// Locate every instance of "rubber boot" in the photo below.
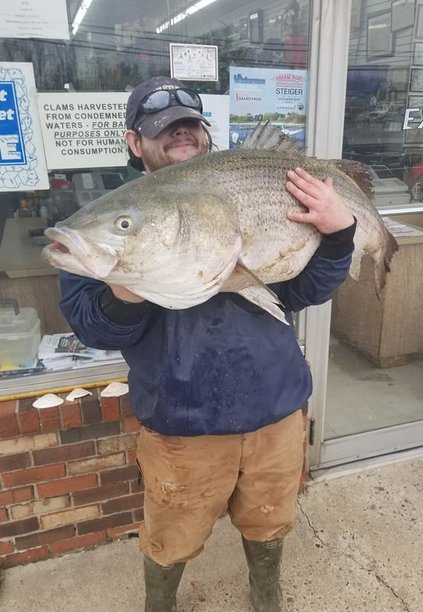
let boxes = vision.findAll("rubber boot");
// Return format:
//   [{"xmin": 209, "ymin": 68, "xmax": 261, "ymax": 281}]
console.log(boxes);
[
  {"xmin": 242, "ymin": 536, "xmax": 287, "ymax": 612},
  {"xmin": 143, "ymin": 555, "xmax": 186, "ymax": 612}
]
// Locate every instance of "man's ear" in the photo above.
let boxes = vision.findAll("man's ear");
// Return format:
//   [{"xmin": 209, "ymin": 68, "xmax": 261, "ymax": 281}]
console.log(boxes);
[{"xmin": 125, "ymin": 130, "xmax": 143, "ymax": 158}]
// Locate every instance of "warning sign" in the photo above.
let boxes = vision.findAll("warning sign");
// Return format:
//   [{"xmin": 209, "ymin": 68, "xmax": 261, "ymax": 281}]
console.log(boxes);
[{"xmin": 37, "ymin": 92, "xmax": 130, "ymax": 170}]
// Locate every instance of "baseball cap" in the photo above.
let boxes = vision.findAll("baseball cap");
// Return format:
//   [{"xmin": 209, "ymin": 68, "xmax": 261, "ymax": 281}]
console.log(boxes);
[{"xmin": 125, "ymin": 75, "xmax": 211, "ymax": 138}]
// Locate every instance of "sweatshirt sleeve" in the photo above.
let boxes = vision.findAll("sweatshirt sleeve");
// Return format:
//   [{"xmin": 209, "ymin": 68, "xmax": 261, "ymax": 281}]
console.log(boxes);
[
  {"xmin": 59, "ymin": 272, "xmax": 150, "ymax": 351},
  {"xmin": 274, "ymin": 219, "xmax": 356, "ymax": 312}
]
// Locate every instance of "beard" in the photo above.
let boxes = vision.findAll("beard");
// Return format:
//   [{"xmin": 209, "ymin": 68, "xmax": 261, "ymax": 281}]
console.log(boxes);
[{"xmin": 141, "ymin": 133, "xmax": 209, "ymax": 172}]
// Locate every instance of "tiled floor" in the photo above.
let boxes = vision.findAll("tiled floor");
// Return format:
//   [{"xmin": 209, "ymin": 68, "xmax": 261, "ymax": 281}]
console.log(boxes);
[{"xmin": 325, "ymin": 335, "xmax": 423, "ymax": 439}]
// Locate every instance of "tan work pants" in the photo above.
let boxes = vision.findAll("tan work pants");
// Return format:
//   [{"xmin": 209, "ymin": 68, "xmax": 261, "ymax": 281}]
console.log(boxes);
[{"xmin": 136, "ymin": 409, "xmax": 305, "ymax": 567}]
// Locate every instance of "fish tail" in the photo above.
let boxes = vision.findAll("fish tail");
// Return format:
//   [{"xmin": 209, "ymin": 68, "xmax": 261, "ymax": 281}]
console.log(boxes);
[{"xmin": 374, "ymin": 230, "xmax": 399, "ymax": 298}]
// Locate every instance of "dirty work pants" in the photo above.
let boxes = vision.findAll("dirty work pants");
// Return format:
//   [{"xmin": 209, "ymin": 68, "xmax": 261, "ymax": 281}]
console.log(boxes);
[{"xmin": 136, "ymin": 409, "xmax": 305, "ymax": 567}]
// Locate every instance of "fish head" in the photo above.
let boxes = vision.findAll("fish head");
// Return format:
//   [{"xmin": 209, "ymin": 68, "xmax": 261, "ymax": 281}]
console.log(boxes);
[
  {"xmin": 43, "ymin": 196, "xmax": 143, "ymax": 283},
  {"xmin": 42, "ymin": 183, "xmax": 242, "ymax": 307}
]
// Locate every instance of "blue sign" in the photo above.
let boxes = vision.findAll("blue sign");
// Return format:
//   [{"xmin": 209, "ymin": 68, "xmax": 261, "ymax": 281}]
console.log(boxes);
[{"xmin": 0, "ymin": 82, "xmax": 26, "ymax": 166}]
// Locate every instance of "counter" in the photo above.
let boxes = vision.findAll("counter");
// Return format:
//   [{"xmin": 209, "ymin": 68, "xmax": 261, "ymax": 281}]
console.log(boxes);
[{"xmin": 331, "ymin": 219, "xmax": 423, "ymax": 367}]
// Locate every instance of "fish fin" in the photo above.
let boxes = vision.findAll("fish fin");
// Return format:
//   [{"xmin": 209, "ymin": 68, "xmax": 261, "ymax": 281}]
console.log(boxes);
[
  {"xmin": 328, "ymin": 159, "xmax": 374, "ymax": 200},
  {"xmin": 240, "ymin": 121, "xmax": 304, "ymax": 155},
  {"xmin": 373, "ymin": 230, "xmax": 399, "ymax": 298},
  {"xmin": 350, "ymin": 229, "xmax": 399, "ymax": 298},
  {"xmin": 222, "ymin": 261, "xmax": 289, "ymax": 325}
]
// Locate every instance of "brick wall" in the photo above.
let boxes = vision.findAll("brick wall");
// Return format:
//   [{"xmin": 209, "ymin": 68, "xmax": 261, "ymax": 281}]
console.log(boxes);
[{"xmin": 0, "ymin": 389, "xmax": 143, "ymax": 568}]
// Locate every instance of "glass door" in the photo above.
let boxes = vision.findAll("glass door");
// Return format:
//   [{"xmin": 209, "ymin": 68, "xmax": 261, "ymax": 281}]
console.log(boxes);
[{"xmin": 311, "ymin": 0, "xmax": 423, "ymax": 471}]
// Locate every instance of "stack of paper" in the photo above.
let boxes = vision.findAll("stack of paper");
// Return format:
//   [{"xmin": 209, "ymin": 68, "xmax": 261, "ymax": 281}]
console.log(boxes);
[{"xmin": 38, "ymin": 333, "xmax": 123, "ymax": 371}]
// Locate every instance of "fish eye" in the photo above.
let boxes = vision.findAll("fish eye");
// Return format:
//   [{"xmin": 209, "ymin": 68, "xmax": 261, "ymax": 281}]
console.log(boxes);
[{"xmin": 115, "ymin": 216, "xmax": 132, "ymax": 231}]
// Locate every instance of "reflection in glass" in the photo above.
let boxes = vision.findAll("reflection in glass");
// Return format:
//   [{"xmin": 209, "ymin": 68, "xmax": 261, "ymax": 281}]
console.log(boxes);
[
  {"xmin": 0, "ymin": 0, "xmax": 310, "ymax": 381},
  {"xmin": 326, "ymin": 0, "xmax": 423, "ymax": 440}
]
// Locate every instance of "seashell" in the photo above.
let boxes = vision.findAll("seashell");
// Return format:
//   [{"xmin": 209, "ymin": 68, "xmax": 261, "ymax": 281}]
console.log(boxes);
[
  {"xmin": 100, "ymin": 382, "xmax": 129, "ymax": 397},
  {"xmin": 33, "ymin": 393, "xmax": 64, "ymax": 408},
  {"xmin": 66, "ymin": 388, "xmax": 92, "ymax": 401}
]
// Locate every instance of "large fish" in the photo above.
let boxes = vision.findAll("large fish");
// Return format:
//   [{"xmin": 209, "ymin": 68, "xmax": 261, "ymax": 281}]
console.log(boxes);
[{"xmin": 42, "ymin": 124, "xmax": 398, "ymax": 325}]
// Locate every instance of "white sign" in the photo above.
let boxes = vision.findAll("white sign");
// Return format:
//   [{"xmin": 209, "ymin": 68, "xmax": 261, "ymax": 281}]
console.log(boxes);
[
  {"xmin": 201, "ymin": 94, "xmax": 229, "ymax": 151},
  {"xmin": 37, "ymin": 92, "xmax": 129, "ymax": 170},
  {"xmin": 170, "ymin": 43, "xmax": 218, "ymax": 81},
  {"xmin": 0, "ymin": 0, "xmax": 69, "ymax": 41},
  {"xmin": 0, "ymin": 63, "xmax": 49, "ymax": 192}
]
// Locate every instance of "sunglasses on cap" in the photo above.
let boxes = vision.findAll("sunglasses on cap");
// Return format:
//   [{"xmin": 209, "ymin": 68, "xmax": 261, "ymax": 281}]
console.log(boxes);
[{"xmin": 140, "ymin": 88, "xmax": 203, "ymax": 115}]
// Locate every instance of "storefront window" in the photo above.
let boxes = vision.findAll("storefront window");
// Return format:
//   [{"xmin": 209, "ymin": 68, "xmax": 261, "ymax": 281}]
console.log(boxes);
[
  {"xmin": 0, "ymin": 0, "xmax": 310, "ymax": 388},
  {"xmin": 326, "ymin": 0, "xmax": 423, "ymax": 440}
]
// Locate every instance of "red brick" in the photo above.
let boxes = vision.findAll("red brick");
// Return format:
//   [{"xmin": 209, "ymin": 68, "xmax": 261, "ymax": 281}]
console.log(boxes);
[
  {"xmin": 0, "ymin": 486, "xmax": 33, "ymax": 506},
  {"xmin": 133, "ymin": 508, "xmax": 144, "ymax": 522},
  {"xmin": 77, "ymin": 511, "xmax": 133, "ymax": 535},
  {"xmin": 100, "ymin": 464, "xmax": 139, "ymax": 485},
  {"xmin": 1, "ymin": 546, "xmax": 49, "ymax": 568},
  {"xmin": 3, "ymin": 463, "xmax": 65, "ymax": 487},
  {"xmin": 60, "ymin": 403, "xmax": 82, "ymax": 429},
  {"xmin": 130, "ymin": 477, "xmax": 144, "ymax": 493},
  {"xmin": 32, "ymin": 441, "xmax": 95, "ymax": 465},
  {"xmin": 100, "ymin": 397, "xmax": 120, "ymax": 422},
  {"xmin": 0, "ymin": 507, "xmax": 8, "ymax": 521},
  {"xmin": 72, "ymin": 481, "xmax": 130, "ymax": 506},
  {"xmin": 0, "ymin": 540, "xmax": 14, "ymax": 555},
  {"xmin": 0, "ymin": 452, "xmax": 31, "ymax": 472},
  {"xmin": 50, "ymin": 530, "xmax": 106, "ymax": 555},
  {"xmin": 122, "ymin": 416, "xmax": 140, "ymax": 433},
  {"xmin": 37, "ymin": 473, "xmax": 98, "ymax": 498},
  {"xmin": 18, "ymin": 410, "xmax": 40, "ymax": 434},
  {"xmin": 0, "ymin": 400, "xmax": 17, "ymax": 415},
  {"xmin": 102, "ymin": 493, "xmax": 143, "ymax": 515},
  {"xmin": 15, "ymin": 525, "xmax": 75, "ymax": 550},
  {"xmin": 119, "ymin": 395, "xmax": 133, "ymax": 418},
  {"xmin": 17, "ymin": 397, "xmax": 34, "ymax": 412},
  {"xmin": 0, "ymin": 516, "xmax": 39, "ymax": 538},
  {"xmin": 59, "ymin": 421, "xmax": 120, "ymax": 444},
  {"xmin": 0, "ymin": 401, "xmax": 18, "ymax": 438},
  {"xmin": 80, "ymin": 392, "xmax": 101, "ymax": 425},
  {"xmin": 127, "ymin": 449, "xmax": 137, "ymax": 464},
  {"xmin": 107, "ymin": 521, "xmax": 141, "ymax": 539},
  {"xmin": 39, "ymin": 407, "xmax": 61, "ymax": 432}
]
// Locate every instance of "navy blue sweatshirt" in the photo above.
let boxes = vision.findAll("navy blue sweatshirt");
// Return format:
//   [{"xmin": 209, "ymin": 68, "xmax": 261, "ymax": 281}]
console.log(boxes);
[{"xmin": 59, "ymin": 221, "xmax": 355, "ymax": 436}]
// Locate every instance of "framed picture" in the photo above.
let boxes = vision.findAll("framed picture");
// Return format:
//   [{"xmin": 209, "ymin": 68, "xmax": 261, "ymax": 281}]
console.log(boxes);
[
  {"xmin": 249, "ymin": 9, "xmax": 263, "ymax": 43},
  {"xmin": 413, "ymin": 41, "xmax": 423, "ymax": 65},
  {"xmin": 411, "ymin": 68, "xmax": 423, "ymax": 91},
  {"xmin": 366, "ymin": 12, "xmax": 393, "ymax": 59},
  {"xmin": 392, "ymin": 0, "xmax": 415, "ymax": 32}
]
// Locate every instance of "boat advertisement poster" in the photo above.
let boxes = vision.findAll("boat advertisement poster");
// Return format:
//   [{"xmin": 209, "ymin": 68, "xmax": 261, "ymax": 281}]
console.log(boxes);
[{"xmin": 229, "ymin": 66, "xmax": 307, "ymax": 148}]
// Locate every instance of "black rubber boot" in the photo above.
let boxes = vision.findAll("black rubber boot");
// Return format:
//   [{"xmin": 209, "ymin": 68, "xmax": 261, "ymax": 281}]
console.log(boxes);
[
  {"xmin": 143, "ymin": 556, "xmax": 186, "ymax": 612},
  {"xmin": 242, "ymin": 536, "xmax": 287, "ymax": 612}
]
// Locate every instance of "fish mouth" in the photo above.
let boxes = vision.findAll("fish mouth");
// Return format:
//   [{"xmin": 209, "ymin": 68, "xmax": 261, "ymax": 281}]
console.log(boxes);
[{"xmin": 43, "ymin": 226, "xmax": 119, "ymax": 279}]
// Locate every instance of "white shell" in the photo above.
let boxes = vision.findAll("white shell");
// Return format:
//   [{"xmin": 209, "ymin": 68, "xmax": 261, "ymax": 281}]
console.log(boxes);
[
  {"xmin": 66, "ymin": 388, "xmax": 92, "ymax": 401},
  {"xmin": 33, "ymin": 393, "xmax": 64, "ymax": 408},
  {"xmin": 100, "ymin": 382, "xmax": 129, "ymax": 397}
]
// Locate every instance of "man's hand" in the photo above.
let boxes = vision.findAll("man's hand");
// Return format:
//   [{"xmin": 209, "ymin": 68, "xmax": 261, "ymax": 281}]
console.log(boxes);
[
  {"xmin": 109, "ymin": 285, "xmax": 145, "ymax": 303},
  {"xmin": 286, "ymin": 167, "xmax": 354, "ymax": 234}
]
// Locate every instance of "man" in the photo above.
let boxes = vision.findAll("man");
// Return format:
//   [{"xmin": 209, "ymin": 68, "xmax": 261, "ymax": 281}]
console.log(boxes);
[{"xmin": 60, "ymin": 75, "xmax": 355, "ymax": 612}]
